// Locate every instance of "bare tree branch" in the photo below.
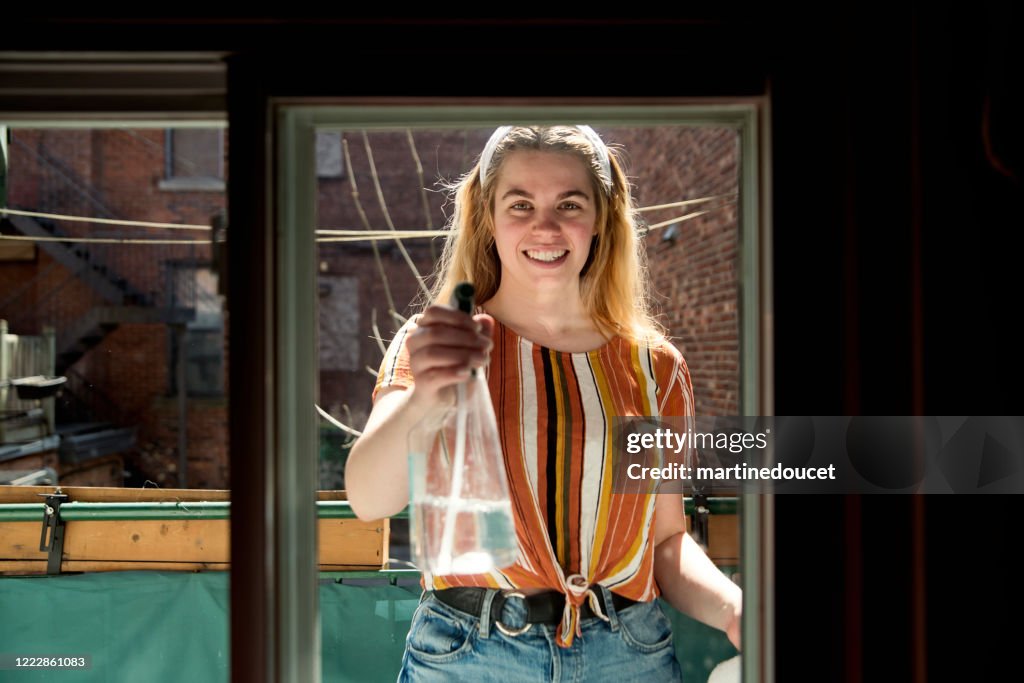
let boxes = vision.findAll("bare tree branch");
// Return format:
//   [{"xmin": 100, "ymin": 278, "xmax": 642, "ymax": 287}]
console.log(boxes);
[
  {"xmin": 406, "ymin": 129, "xmax": 438, "ymax": 262},
  {"xmin": 370, "ymin": 307, "xmax": 387, "ymax": 355},
  {"xmin": 315, "ymin": 403, "xmax": 363, "ymax": 437},
  {"xmin": 342, "ymin": 136, "xmax": 398, "ymax": 326},
  {"xmin": 339, "ymin": 404, "xmax": 359, "ymax": 447},
  {"xmin": 361, "ymin": 131, "xmax": 430, "ymax": 298}
]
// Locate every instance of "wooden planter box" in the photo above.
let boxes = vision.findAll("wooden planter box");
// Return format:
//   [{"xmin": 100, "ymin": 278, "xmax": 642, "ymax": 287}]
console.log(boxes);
[{"xmin": 0, "ymin": 486, "xmax": 388, "ymax": 575}]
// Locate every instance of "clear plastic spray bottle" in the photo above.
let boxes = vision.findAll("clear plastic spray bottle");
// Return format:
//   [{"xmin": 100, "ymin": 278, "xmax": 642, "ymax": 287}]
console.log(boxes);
[{"xmin": 407, "ymin": 283, "xmax": 518, "ymax": 575}]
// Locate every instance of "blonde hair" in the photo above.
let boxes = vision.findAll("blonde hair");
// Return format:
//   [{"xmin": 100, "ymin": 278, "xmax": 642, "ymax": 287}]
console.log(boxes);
[{"xmin": 428, "ymin": 126, "xmax": 664, "ymax": 343}]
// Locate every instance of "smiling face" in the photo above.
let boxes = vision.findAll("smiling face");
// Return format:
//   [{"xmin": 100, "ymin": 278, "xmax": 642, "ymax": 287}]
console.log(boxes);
[{"xmin": 490, "ymin": 150, "xmax": 599, "ymax": 298}]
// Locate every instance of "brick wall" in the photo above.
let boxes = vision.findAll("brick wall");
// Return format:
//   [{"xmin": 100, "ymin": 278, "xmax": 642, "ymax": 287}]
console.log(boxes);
[
  {"xmin": 2, "ymin": 128, "xmax": 227, "ymax": 488},
  {"xmin": 138, "ymin": 397, "xmax": 228, "ymax": 489},
  {"xmin": 597, "ymin": 127, "xmax": 740, "ymax": 416},
  {"xmin": 0, "ymin": 250, "xmax": 104, "ymax": 336},
  {"xmin": 6, "ymin": 128, "xmax": 220, "ymax": 305},
  {"xmin": 74, "ymin": 323, "xmax": 169, "ymax": 421}
]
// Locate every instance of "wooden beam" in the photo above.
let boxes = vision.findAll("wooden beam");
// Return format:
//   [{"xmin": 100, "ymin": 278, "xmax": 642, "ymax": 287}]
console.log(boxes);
[{"xmin": 0, "ymin": 516, "xmax": 385, "ymax": 570}]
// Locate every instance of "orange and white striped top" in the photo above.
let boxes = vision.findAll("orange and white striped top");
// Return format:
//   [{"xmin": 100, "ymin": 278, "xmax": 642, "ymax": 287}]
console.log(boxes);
[{"xmin": 373, "ymin": 315, "xmax": 695, "ymax": 646}]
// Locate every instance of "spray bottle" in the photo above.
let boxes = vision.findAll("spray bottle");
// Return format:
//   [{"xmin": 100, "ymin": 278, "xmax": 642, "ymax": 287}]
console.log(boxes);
[{"xmin": 407, "ymin": 283, "xmax": 518, "ymax": 575}]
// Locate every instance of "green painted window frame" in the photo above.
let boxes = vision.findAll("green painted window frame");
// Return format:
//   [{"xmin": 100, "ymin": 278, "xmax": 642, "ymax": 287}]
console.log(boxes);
[{"xmin": 274, "ymin": 100, "xmax": 774, "ymax": 683}]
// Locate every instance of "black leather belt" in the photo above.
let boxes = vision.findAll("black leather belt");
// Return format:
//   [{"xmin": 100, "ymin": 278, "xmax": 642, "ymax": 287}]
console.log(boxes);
[{"xmin": 432, "ymin": 587, "xmax": 639, "ymax": 636}]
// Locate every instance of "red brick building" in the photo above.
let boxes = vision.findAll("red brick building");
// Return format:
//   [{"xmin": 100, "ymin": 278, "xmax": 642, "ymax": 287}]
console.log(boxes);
[{"xmin": 1, "ymin": 127, "xmax": 227, "ymax": 487}]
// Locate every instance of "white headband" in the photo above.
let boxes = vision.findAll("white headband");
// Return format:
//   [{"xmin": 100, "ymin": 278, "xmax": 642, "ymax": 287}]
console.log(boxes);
[{"xmin": 477, "ymin": 125, "xmax": 613, "ymax": 194}]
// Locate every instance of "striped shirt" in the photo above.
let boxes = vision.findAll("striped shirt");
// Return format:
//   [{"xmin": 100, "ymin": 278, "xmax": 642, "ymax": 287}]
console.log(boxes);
[{"xmin": 373, "ymin": 315, "xmax": 695, "ymax": 646}]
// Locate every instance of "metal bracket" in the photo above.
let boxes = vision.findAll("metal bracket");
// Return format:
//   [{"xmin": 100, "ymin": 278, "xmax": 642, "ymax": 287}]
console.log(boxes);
[
  {"xmin": 690, "ymin": 489, "xmax": 710, "ymax": 552},
  {"xmin": 38, "ymin": 491, "xmax": 68, "ymax": 575}
]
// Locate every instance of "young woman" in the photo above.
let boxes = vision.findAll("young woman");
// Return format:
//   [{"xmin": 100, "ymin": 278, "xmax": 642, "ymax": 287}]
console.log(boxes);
[{"xmin": 345, "ymin": 125, "xmax": 742, "ymax": 682}]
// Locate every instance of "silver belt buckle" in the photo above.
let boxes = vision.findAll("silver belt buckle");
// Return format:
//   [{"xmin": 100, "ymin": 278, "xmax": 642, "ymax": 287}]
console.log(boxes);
[{"xmin": 494, "ymin": 591, "xmax": 533, "ymax": 636}]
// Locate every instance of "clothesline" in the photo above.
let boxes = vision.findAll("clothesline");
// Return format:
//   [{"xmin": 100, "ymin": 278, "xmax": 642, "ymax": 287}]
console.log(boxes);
[
  {"xmin": 0, "ymin": 195, "xmax": 735, "ymax": 246},
  {"xmin": 0, "ymin": 207, "xmax": 211, "ymax": 231},
  {"xmin": 2, "ymin": 193, "xmax": 735, "ymax": 232},
  {"xmin": 0, "ymin": 234, "xmax": 213, "ymax": 245},
  {"xmin": 636, "ymin": 194, "xmax": 737, "ymax": 213}
]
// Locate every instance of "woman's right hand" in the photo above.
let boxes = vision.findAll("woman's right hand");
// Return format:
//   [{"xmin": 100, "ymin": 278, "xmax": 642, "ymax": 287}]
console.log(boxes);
[{"xmin": 405, "ymin": 305, "xmax": 494, "ymax": 409}]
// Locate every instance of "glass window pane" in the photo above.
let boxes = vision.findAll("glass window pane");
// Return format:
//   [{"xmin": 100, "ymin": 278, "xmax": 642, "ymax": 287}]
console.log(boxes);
[
  {"xmin": 313, "ymin": 123, "xmax": 744, "ymax": 598},
  {"xmin": 0, "ymin": 126, "xmax": 229, "ymax": 492},
  {"xmin": 171, "ymin": 129, "xmax": 223, "ymax": 179}
]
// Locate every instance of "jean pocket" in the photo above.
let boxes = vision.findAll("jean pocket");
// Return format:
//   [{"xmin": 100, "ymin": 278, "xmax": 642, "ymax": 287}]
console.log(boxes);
[
  {"xmin": 616, "ymin": 600, "xmax": 675, "ymax": 654},
  {"xmin": 406, "ymin": 599, "xmax": 477, "ymax": 664}
]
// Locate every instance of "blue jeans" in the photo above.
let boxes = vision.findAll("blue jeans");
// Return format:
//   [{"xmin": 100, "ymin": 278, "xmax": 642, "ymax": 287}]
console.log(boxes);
[{"xmin": 397, "ymin": 585, "xmax": 683, "ymax": 682}]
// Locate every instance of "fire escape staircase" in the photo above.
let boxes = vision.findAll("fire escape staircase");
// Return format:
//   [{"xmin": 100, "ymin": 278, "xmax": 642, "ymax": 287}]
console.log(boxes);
[{"xmin": 1, "ymin": 213, "xmax": 197, "ymax": 470}]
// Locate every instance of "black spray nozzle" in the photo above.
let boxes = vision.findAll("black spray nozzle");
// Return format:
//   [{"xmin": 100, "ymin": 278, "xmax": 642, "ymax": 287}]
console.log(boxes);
[{"xmin": 451, "ymin": 282, "xmax": 475, "ymax": 315}]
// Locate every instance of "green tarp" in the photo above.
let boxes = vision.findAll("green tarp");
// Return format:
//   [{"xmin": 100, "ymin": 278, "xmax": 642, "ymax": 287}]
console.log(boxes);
[{"xmin": 0, "ymin": 571, "xmax": 737, "ymax": 682}]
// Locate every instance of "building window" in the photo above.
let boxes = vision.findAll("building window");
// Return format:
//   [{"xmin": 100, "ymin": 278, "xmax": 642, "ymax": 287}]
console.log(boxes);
[
  {"xmin": 159, "ymin": 128, "xmax": 226, "ymax": 192},
  {"xmin": 316, "ymin": 131, "xmax": 345, "ymax": 179},
  {"xmin": 168, "ymin": 265, "xmax": 225, "ymax": 397},
  {"xmin": 171, "ymin": 320, "xmax": 225, "ymax": 398},
  {"xmin": 318, "ymin": 275, "xmax": 360, "ymax": 371}
]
